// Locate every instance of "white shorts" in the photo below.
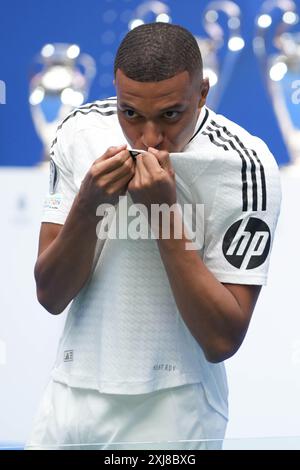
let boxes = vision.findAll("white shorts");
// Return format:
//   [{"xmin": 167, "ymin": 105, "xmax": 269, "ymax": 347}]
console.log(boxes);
[{"xmin": 26, "ymin": 379, "xmax": 227, "ymax": 450}]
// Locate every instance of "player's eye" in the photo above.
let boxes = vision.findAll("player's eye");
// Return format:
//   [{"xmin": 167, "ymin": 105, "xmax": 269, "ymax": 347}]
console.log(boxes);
[
  {"xmin": 124, "ymin": 109, "xmax": 138, "ymax": 119},
  {"xmin": 163, "ymin": 111, "xmax": 180, "ymax": 120}
]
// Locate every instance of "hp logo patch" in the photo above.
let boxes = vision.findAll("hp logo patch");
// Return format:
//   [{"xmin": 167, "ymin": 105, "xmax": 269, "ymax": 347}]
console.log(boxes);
[{"xmin": 222, "ymin": 217, "xmax": 271, "ymax": 269}]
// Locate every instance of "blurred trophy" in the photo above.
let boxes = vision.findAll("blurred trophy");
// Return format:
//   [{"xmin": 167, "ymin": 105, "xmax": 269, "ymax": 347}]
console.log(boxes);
[
  {"xmin": 254, "ymin": 0, "xmax": 300, "ymax": 173},
  {"xmin": 196, "ymin": 1, "xmax": 245, "ymax": 109},
  {"xmin": 29, "ymin": 43, "xmax": 96, "ymax": 163}
]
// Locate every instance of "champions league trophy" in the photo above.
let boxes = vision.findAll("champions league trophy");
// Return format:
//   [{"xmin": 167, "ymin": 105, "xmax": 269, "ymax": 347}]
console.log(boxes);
[
  {"xmin": 29, "ymin": 43, "xmax": 96, "ymax": 162},
  {"xmin": 196, "ymin": 1, "xmax": 245, "ymax": 109},
  {"xmin": 254, "ymin": 0, "xmax": 300, "ymax": 173}
]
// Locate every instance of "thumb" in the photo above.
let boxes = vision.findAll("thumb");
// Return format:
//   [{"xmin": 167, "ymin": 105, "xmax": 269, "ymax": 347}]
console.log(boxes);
[{"xmin": 148, "ymin": 147, "xmax": 172, "ymax": 172}]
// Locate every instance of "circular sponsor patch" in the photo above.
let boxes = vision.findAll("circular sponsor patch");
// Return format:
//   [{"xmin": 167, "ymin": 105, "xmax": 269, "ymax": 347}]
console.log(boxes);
[{"xmin": 222, "ymin": 217, "xmax": 271, "ymax": 270}]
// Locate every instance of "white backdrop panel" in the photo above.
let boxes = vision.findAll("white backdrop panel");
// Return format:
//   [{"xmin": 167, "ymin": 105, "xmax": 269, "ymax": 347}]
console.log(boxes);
[{"xmin": 0, "ymin": 167, "xmax": 299, "ymax": 444}]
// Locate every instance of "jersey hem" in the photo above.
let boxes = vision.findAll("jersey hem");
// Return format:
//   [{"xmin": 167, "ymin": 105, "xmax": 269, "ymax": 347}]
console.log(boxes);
[
  {"xmin": 51, "ymin": 369, "xmax": 204, "ymax": 393},
  {"xmin": 41, "ymin": 215, "xmax": 66, "ymax": 225},
  {"xmin": 51, "ymin": 369, "xmax": 228, "ymax": 419},
  {"xmin": 211, "ymin": 271, "xmax": 268, "ymax": 285}
]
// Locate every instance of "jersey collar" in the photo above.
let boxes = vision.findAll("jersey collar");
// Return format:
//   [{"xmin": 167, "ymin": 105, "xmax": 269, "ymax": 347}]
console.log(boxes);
[{"xmin": 187, "ymin": 106, "xmax": 210, "ymax": 145}]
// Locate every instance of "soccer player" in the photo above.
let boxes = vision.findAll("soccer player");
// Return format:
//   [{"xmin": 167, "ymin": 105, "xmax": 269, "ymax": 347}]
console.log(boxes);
[{"xmin": 27, "ymin": 23, "xmax": 281, "ymax": 450}]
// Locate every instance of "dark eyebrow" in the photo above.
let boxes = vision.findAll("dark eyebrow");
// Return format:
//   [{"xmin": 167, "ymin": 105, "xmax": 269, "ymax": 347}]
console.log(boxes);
[{"xmin": 118, "ymin": 102, "xmax": 187, "ymax": 113}]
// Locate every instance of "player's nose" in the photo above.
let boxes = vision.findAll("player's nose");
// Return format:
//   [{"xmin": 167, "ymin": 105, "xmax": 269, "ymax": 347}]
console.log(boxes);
[{"xmin": 141, "ymin": 121, "xmax": 163, "ymax": 149}]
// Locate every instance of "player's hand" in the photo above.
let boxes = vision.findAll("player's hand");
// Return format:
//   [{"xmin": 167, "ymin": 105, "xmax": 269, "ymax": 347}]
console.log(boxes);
[
  {"xmin": 78, "ymin": 145, "xmax": 135, "ymax": 214},
  {"xmin": 127, "ymin": 147, "xmax": 177, "ymax": 212}
]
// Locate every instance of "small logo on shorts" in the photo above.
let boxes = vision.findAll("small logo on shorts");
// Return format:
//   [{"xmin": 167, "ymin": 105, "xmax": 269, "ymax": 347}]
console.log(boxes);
[{"xmin": 64, "ymin": 350, "xmax": 73, "ymax": 362}]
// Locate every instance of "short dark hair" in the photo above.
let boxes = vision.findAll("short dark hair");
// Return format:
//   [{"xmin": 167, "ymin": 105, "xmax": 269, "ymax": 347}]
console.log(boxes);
[{"xmin": 114, "ymin": 22, "xmax": 203, "ymax": 82}]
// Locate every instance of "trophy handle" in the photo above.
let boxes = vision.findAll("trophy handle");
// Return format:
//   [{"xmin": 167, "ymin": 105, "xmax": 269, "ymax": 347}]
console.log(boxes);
[
  {"xmin": 76, "ymin": 53, "xmax": 96, "ymax": 91},
  {"xmin": 254, "ymin": 0, "xmax": 300, "ymax": 169},
  {"xmin": 203, "ymin": 1, "xmax": 244, "ymax": 49},
  {"xmin": 202, "ymin": 1, "xmax": 245, "ymax": 109},
  {"xmin": 129, "ymin": 1, "xmax": 171, "ymax": 28},
  {"xmin": 253, "ymin": 0, "xmax": 297, "ymax": 65}
]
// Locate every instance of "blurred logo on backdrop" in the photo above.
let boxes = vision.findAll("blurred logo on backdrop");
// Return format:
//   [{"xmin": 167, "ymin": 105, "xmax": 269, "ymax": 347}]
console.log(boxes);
[
  {"xmin": 29, "ymin": 43, "xmax": 96, "ymax": 163},
  {"xmin": 0, "ymin": 80, "xmax": 6, "ymax": 104},
  {"xmin": 12, "ymin": 195, "xmax": 30, "ymax": 225},
  {"xmin": 195, "ymin": 1, "xmax": 245, "ymax": 110},
  {"xmin": 254, "ymin": 0, "xmax": 300, "ymax": 172},
  {"xmin": 0, "ymin": 339, "xmax": 7, "ymax": 366}
]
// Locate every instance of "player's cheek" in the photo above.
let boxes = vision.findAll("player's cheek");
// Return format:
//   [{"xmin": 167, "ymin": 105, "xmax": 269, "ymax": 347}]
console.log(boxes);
[{"xmin": 120, "ymin": 119, "xmax": 139, "ymax": 144}]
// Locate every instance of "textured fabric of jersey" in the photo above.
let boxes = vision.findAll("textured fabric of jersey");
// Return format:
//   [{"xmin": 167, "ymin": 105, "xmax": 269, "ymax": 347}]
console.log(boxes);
[{"xmin": 41, "ymin": 98, "xmax": 281, "ymax": 419}]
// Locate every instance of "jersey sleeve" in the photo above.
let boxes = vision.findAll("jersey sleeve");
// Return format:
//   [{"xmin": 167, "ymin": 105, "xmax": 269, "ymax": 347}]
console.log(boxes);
[
  {"xmin": 192, "ymin": 140, "xmax": 282, "ymax": 285},
  {"xmin": 42, "ymin": 119, "xmax": 78, "ymax": 225}
]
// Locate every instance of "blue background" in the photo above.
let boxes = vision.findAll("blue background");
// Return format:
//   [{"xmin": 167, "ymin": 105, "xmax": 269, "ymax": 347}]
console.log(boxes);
[{"xmin": 0, "ymin": 0, "xmax": 298, "ymax": 166}]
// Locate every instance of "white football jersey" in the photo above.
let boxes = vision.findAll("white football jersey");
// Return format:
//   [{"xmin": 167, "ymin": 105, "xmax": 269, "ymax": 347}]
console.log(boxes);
[{"xmin": 42, "ymin": 98, "xmax": 281, "ymax": 419}]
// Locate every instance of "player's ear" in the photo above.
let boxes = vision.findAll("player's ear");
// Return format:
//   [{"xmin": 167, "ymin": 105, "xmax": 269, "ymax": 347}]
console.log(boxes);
[
  {"xmin": 199, "ymin": 78, "xmax": 209, "ymax": 108},
  {"xmin": 113, "ymin": 79, "xmax": 116, "ymax": 86}
]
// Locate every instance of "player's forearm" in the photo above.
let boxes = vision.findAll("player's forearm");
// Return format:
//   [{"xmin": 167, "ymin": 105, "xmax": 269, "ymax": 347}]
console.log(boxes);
[
  {"xmin": 35, "ymin": 195, "xmax": 101, "ymax": 315},
  {"xmin": 156, "ymin": 210, "xmax": 245, "ymax": 363}
]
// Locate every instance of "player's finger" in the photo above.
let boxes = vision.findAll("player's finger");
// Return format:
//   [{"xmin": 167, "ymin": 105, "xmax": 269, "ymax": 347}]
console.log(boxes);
[
  {"xmin": 94, "ymin": 150, "xmax": 133, "ymax": 175},
  {"xmin": 129, "ymin": 154, "xmax": 141, "ymax": 187},
  {"xmin": 100, "ymin": 157, "xmax": 135, "ymax": 184},
  {"xmin": 109, "ymin": 170, "xmax": 135, "ymax": 194},
  {"xmin": 148, "ymin": 147, "xmax": 172, "ymax": 172},
  {"xmin": 135, "ymin": 153, "xmax": 150, "ymax": 181},
  {"xmin": 136, "ymin": 150, "xmax": 161, "ymax": 175},
  {"xmin": 93, "ymin": 144, "xmax": 128, "ymax": 165}
]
